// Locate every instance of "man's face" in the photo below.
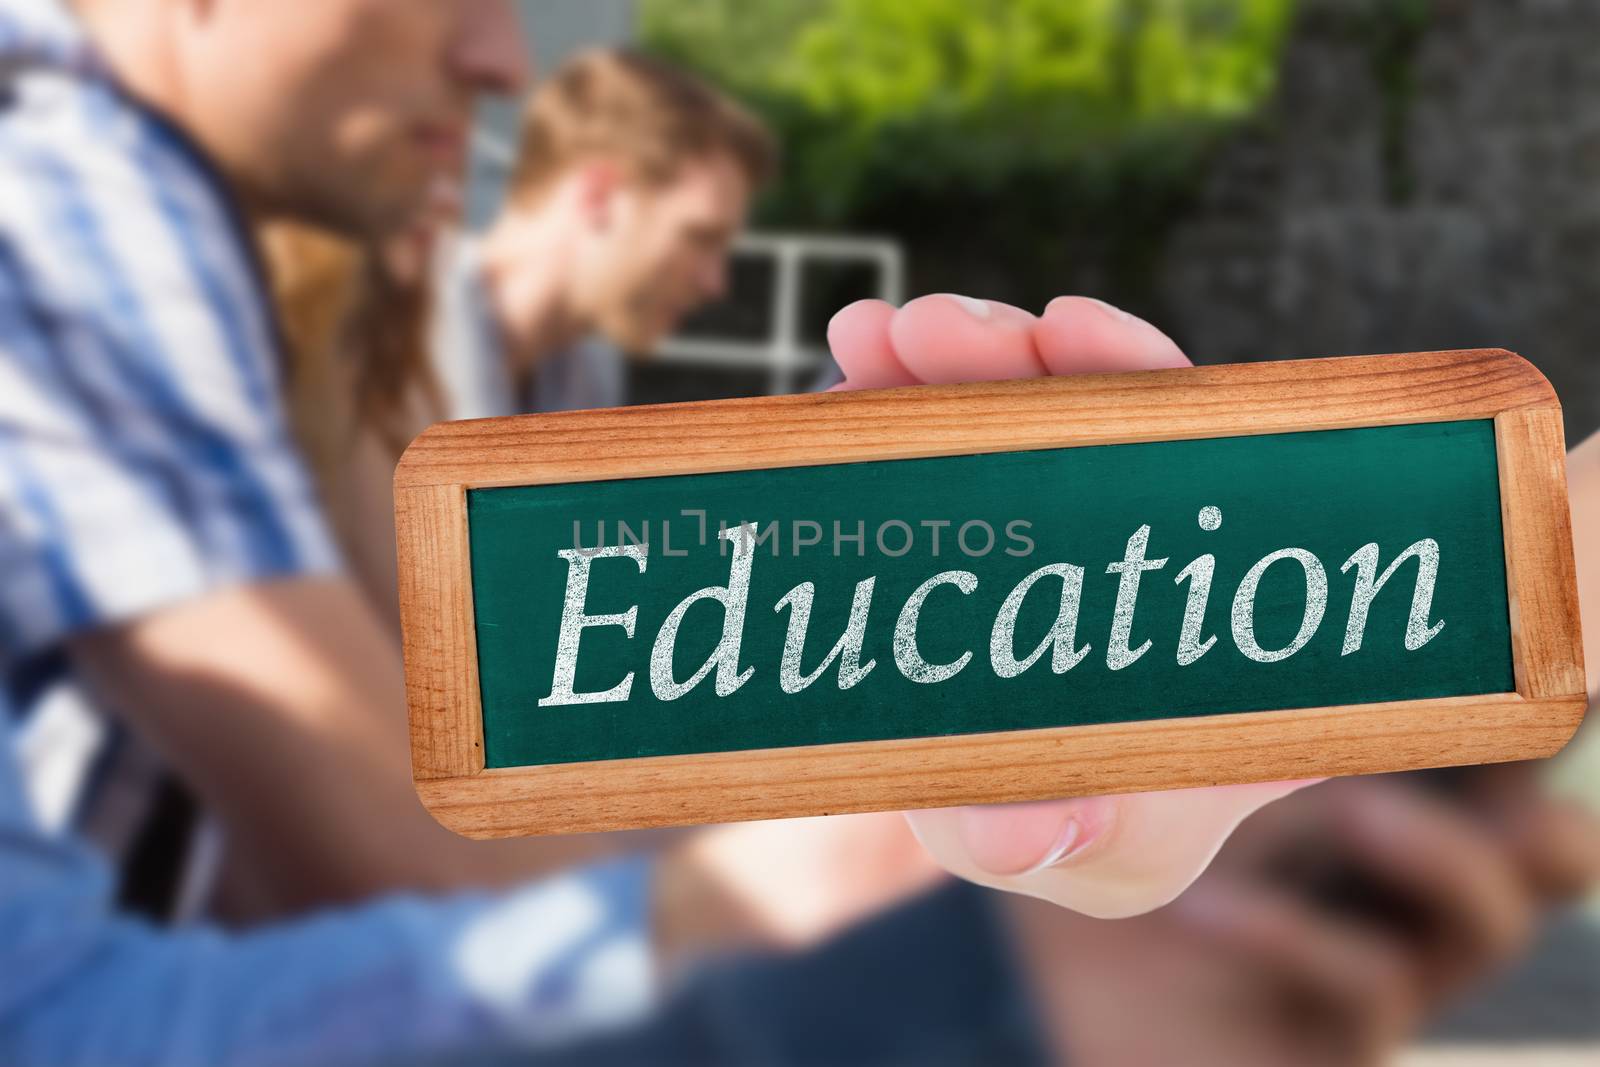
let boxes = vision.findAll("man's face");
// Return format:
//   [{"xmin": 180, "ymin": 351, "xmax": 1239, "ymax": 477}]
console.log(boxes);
[
  {"xmin": 580, "ymin": 154, "xmax": 752, "ymax": 353},
  {"xmin": 185, "ymin": 0, "xmax": 525, "ymax": 237}
]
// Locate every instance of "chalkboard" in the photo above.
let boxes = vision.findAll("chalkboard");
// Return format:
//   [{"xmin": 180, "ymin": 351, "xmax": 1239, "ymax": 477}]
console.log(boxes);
[{"xmin": 397, "ymin": 350, "xmax": 1586, "ymax": 838}]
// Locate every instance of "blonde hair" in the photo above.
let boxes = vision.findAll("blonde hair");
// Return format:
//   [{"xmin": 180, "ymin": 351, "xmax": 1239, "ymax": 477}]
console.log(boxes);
[
  {"xmin": 262, "ymin": 221, "xmax": 441, "ymax": 486},
  {"xmin": 510, "ymin": 48, "xmax": 776, "ymax": 203}
]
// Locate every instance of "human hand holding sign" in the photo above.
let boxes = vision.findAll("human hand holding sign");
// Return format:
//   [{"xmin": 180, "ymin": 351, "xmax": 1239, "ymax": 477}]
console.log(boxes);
[{"xmin": 826, "ymin": 293, "xmax": 1321, "ymax": 917}]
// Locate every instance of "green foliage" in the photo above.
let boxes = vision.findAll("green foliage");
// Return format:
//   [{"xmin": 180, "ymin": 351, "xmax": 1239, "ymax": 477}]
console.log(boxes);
[{"xmin": 641, "ymin": 0, "xmax": 1297, "ymax": 227}]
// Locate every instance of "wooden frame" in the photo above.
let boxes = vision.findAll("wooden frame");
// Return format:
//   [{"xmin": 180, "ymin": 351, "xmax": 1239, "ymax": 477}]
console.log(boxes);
[{"xmin": 395, "ymin": 349, "xmax": 1587, "ymax": 839}]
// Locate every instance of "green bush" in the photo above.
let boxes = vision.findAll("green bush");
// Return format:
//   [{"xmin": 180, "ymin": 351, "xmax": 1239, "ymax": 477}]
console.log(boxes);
[{"xmin": 641, "ymin": 0, "xmax": 1296, "ymax": 228}]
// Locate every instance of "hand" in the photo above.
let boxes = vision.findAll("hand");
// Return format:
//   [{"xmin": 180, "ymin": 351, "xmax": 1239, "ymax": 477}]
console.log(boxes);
[
  {"xmin": 999, "ymin": 772, "xmax": 1600, "ymax": 1067},
  {"xmin": 826, "ymin": 293, "xmax": 1319, "ymax": 917}
]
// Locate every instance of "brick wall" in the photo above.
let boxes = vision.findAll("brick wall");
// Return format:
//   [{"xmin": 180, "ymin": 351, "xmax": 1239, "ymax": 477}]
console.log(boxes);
[{"xmin": 1160, "ymin": 0, "xmax": 1600, "ymax": 441}]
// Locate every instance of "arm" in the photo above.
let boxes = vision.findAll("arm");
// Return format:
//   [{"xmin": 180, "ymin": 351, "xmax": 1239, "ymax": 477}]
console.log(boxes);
[
  {"xmin": 0, "ymin": 709, "xmax": 657, "ymax": 1067},
  {"xmin": 69, "ymin": 578, "xmax": 941, "ymax": 950},
  {"xmin": 68, "ymin": 576, "xmax": 608, "ymax": 907},
  {"xmin": 7, "ymin": 860, "xmax": 662, "ymax": 1067}
]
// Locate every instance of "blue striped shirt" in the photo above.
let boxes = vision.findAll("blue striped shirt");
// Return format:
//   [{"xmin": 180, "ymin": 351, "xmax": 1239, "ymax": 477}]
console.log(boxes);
[
  {"xmin": 0, "ymin": 2, "xmax": 658, "ymax": 1062},
  {"xmin": 0, "ymin": 0, "xmax": 336, "ymax": 663}
]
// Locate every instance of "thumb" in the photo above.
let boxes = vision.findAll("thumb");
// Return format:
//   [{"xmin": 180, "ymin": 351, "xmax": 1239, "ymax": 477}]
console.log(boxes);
[{"xmin": 903, "ymin": 779, "xmax": 1323, "ymax": 919}]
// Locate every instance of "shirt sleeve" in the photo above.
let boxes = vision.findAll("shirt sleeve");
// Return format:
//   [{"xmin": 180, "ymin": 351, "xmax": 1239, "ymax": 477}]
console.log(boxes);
[
  {"xmin": 0, "ymin": 69, "xmax": 339, "ymax": 664},
  {"xmin": 0, "ymin": 717, "xmax": 659, "ymax": 1067}
]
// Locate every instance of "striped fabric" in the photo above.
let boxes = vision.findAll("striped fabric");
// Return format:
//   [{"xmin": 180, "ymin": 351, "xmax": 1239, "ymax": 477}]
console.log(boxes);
[
  {"xmin": 429, "ymin": 233, "xmax": 630, "ymax": 421},
  {"xmin": 0, "ymin": 11, "xmax": 339, "ymax": 665},
  {"xmin": 0, "ymin": 4, "xmax": 661, "ymax": 1062},
  {"xmin": 0, "ymin": 0, "xmax": 337, "ymax": 919},
  {"xmin": 0, "ymin": 696, "xmax": 660, "ymax": 1066}
]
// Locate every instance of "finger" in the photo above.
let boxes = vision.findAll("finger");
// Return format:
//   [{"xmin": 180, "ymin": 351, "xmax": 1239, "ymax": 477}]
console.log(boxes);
[
  {"xmin": 1497, "ymin": 795, "xmax": 1600, "ymax": 903},
  {"xmin": 903, "ymin": 778, "xmax": 1323, "ymax": 919},
  {"xmin": 1033, "ymin": 296, "xmax": 1191, "ymax": 375},
  {"xmin": 949, "ymin": 795, "xmax": 1120, "ymax": 876},
  {"xmin": 1327, "ymin": 781, "xmax": 1536, "ymax": 986},
  {"xmin": 826, "ymin": 299, "xmax": 917, "ymax": 390},
  {"xmin": 1166, "ymin": 877, "xmax": 1421, "ymax": 1054},
  {"xmin": 885, "ymin": 294, "xmax": 1045, "ymax": 384}
]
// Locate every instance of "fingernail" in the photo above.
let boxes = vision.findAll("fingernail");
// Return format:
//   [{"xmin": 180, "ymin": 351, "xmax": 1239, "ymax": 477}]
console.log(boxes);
[
  {"xmin": 942, "ymin": 293, "xmax": 993, "ymax": 320},
  {"xmin": 1083, "ymin": 297, "xmax": 1145, "ymax": 327},
  {"xmin": 1021, "ymin": 816, "xmax": 1090, "ymax": 874},
  {"xmin": 955, "ymin": 800, "xmax": 1106, "ymax": 875},
  {"xmin": 1077, "ymin": 297, "xmax": 1190, "ymax": 367}
]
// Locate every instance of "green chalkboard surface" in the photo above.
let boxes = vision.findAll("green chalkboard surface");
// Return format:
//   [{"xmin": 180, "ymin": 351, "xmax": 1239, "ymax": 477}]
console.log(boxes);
[{"xmin": 469, "ymin": 419, "xmax": 1513, "ymax": 770}]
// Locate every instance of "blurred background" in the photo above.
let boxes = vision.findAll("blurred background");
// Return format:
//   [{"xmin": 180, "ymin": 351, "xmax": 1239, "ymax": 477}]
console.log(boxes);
[
  {"xmin": 466, "ymin": 2, "xmax": 1599, "ymax": 1063},
  {"xmin": 475, "ymin": 0, "xmax": 1600, "ymax": 433}
]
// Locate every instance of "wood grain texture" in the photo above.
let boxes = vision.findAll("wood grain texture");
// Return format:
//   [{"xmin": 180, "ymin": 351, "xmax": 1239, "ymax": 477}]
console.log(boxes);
[
  {"xmin": 394, "ymin": 484, "xmax": 484, "ymax": 779},
  {"xmin": 395, "ymin": 348, "xmax": 1555, "ymax": 491},
  {"xmin": 1497, "ymin": 408, "xmax": 1588, "ymax": 701},
  {"xmin": 416, "ymin": 693, "xmax": 1588, "ymax": 839},
  {"xmin": 395, "ymin": 348, "xmax": 1588, "ymax": 837}
]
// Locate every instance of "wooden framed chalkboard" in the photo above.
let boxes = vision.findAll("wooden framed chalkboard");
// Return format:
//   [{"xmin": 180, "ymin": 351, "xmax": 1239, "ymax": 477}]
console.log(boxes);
[{"xmin": 396, "ymin": 349, "xmax": 1586, "ymax": 839}]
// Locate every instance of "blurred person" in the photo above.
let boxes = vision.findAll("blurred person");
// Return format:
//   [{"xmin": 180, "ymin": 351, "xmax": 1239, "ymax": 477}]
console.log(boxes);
[
  {"xmin": 264, "ymin": 220, "xmax": 449, "ymax": 636},
  {"xmin": 0, "ymin": 0, "xmax": 1314, "ymax": 930},
  {"xmin": 0, "ymin": 4, "xmax": 1314, "ymax": 1063},
  {"xmin": 0, "ymin": 0, "xmax": 694, "ymax": 1062},
  {"xmin": 303, "ymin": 51, "xmax": 774, "ymax": 631},
  {"xmin": 0, "ymin": 4, "xmax": 1580, "ymax": 1067},
  {"xmin": 0, "ymin": 1, "xmax": 952, "ymax": 1063},
  {"xmin": 431, "ymin": 47, "xmax": 774, "ymax": 424},
  {"xmin": 0, "ymin": 0, "xmax": 886, "ymax": 930},
  {"xmin": 0, "ymin": 0, "xmax": 899, "ymax": 1062}
]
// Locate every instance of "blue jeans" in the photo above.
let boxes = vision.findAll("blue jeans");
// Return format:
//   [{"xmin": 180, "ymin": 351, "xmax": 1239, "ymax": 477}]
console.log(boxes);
[{"xmin": 520, "ymin": 880, "xmax": 1051, "ymax": 1066}]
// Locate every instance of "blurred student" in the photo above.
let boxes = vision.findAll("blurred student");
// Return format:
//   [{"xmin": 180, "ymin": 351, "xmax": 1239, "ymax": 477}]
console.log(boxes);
[
  {"xmin": 431, "ymin": 48, "xmax": 771, "ymax": 422},
  {"xmin": 0, "ymin": 0, "xmax": 929, "ymax": 1063},
  {"xmin": 0, "ymin": 5, "xmax": 1326, "ymax": 1065},
  {"xmin": 0, "ymin": 6, "xmax": 1586, "ymax": 1065},
  {"xmin": 3, "ymin": 4, "xmax": 1581, "ymax": 1067},
  {"xmin": 0, "ymin": 2, "xmax": 677, "ymax": 1063},
  {"xmin": 277, "ymin": 51, "xmax": 772, "ymax": 633},
  {"xmin": 0, "ymin": 0, "xmax": 929, "ymax": 945},
  {"xmin": 263, "ymin": 221, "xmax": 450, "ymax": 645}
]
